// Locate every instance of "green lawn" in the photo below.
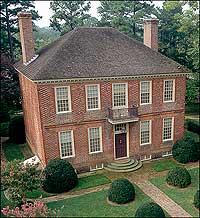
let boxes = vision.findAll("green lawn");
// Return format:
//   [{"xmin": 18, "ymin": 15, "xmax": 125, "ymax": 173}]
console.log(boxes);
[
  {"xmin": 3, "ymin": 142, "xmax": 25, "ymax": 161},
  {"xmin": 151, "ymin": 158, "xmax": 185, "ymax": 172},
  {"xmin": 47, "ymin": 185, "xmax": 155, "ymax": 217},
  {"xmin": 150, "ymin": 167, "xmax": 199, "ymax": 217},
  {"xmin": 73, "ymin": 174, "xmax": 110, "ymax": 191},
  {"xmin": 26, "ymin": 188, "xmax": 55, "ymax": 199}
]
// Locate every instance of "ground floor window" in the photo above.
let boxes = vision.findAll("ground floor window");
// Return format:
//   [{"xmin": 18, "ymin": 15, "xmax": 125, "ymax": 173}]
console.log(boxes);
[
  {"xmin": 140, "ymin": 155, "xmax": 152, "ymax": 161},
  {"xmin": 162, "ymin": 150, "xmax": 172, "ymax": 157},
  {"xmin": 90, "ymin": 163, "xmax": 104, "ymax": 171},
  {"xmin": 88, "ymin": 127, "xmax": 102, "ymax": 153},
  {"xmin": 59, "ymin": 130, "xmax": 75, "ymax": 158},
  {"xmin": 163, "ymin": 117, "xmax": 174, "ymax": 141}
]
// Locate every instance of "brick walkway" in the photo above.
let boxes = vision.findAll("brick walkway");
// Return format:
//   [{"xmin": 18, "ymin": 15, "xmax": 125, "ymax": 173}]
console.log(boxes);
[{"xmin": 135, "ymin": 180, "xmax": 192, "ymax": 218}]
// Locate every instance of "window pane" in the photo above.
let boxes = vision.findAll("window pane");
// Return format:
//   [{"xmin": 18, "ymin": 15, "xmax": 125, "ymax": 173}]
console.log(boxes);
[
  {"xmin": 164, "ymin": 80, "xmax": 173, "ymax": 102},
  {"xmin": 87, "ymin": 85, "xmax": 99, "ymax": 110},
  {"xmin": 60, "ymin": 131, "xmax": 73, "ymax": 157},
  {"xmin": 89, "ymin": 127, "xmax": 101, "ymax": 153},
  {"xmin": 163, "ymin": 118, "xmax": 173, "ymax": 140},
  {"xmin": 56, "ymin": 87, "xmax": 70, "ymax": 112},
  {"xmin": 141, "ymin": 121, "xmax": 150, "ymax": 144},
  {"xmin": 141, "ymin": 81, "xmax": 150, "ymax": 104},
  {"xmin": 113, "ymin": 84, "xmax": 127, "ymax": 107}
]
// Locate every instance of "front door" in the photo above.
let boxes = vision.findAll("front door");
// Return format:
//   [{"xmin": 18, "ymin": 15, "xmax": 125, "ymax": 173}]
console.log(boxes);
[{"xmin": 115, "ymin": 133, "xmax": 127, "ymax": 159}]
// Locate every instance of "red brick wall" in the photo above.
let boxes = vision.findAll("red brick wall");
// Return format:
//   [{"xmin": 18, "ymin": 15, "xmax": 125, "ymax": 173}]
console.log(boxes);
[
  {"xmin": 19, "ymin": 73, "xmax": 46, "ymax": 165},
  {"xmin": 35, "ymin": 76, "xmax": 186, "ymax": 171}
]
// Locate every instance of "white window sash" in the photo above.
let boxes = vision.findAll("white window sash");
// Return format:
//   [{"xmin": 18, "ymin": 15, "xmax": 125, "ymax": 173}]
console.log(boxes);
[
  {"xmin": 140, "ymin": 120, "xmax": 152, "ymax": 146},
  {"xmin": 55, "ymin": 86, "xmax": 72, "ymax": 114},
  {"xmin": 163, "ymin": 79, "xmax": 175, "ymax": 103},
  {"xmin": 162, "ymin": 117, "xmax": 174, "ymax": 141},
  {"xmin": 88, "ymin": 126, "xmax": 103, "ymax": 154},
  {"xmin": 85, "ymin": 84, "xmax": 101, "ymax": 111},
  {"xmin": 140, "ymin": 81, "xmax": 152, "ymax": 105},
  {"xmin": 112, "ymin": 83, "xmax": 128, "ymax": 109},
  {"xmin": 58, "ymin": 130, "xmax": 75, "ymax": 158}
]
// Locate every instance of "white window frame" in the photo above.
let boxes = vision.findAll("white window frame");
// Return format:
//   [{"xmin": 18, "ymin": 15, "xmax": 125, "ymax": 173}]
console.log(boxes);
[
  {"xmin": 88, "ymin": 126, "xmax": 103, "ymax": 154},
  {"xmin": 90, "ymin": 163, "xmax": 104, "ymax": 171},
  {"xmin": 163, "ymin": 117, "xmax": 174, "ymax": 142},
  {"xmin": 140, "ymin": 155, "xmax": 152, "ymax": 161},
  {"xmin": 163, "ymin": 79, "xmax": 175, "ymax": 103},
  {"xmin": 58, "ymin": 130, "xmax": 75, "ymax": 158},
  {"xmin": 162, "ymin": 150, "xmax": 172, "ymax": 157},
  {"xmin": 55, "ymin": 86, "xmax": 72, "ymax": 114},
  {"xmin": 112, "ymin": 83, "xmax": 128, "ymax": 109},
  {"xmin": 85, "ymin": 84, "xmax": 101, "ymax": 111},
  {"xmin": 140, "ymin": 81, "xmax": 152, "ymax": 105},
  {"xmin": 140, "ymin": 120, "xmax": 152, "ymax": 146}
]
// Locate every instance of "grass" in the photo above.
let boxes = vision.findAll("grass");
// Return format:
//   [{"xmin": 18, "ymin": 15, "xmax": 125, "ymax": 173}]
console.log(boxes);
[
  {"xmin": 47, "ymin": 185, "xmax": 157, "ymax": 217},
  {"xmin": 3, "ymin": 142, "xmax": 25, "ymax": 161},
  {"xmin": 73, "ymin": 174, "xmax": 110, "ymax": 191},
  {"xmin": 26, "ymin": 188, "xmax": 55, "ymax": 199},
  {"xmin": 151, "ymin": 158, "xmax": 185, "ymax": 172},
  {"xmin": 150, "ymin": 167, "xmax": 199, "ymax": 217}
]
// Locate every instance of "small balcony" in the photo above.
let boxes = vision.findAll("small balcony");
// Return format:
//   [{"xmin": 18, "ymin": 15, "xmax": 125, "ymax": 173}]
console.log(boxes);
[{"xmin": 107, "ymin": 105, "xmax": 139, "ymax": 124}]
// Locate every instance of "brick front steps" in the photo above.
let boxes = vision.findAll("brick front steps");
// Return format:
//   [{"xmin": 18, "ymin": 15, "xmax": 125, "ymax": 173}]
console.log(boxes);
[{"xmin": 104, "ymin": 159, "xmax": 143, "ymax": 173}]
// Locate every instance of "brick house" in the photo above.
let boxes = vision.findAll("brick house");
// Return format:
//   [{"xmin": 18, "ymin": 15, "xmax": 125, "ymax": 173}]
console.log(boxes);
[{"xmin": 15, "ymin": 12, "xmax": 187, "ymax": 172}]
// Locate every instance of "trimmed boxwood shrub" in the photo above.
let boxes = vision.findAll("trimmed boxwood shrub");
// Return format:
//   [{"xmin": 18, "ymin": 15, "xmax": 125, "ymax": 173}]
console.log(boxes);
[
  {"xmin": 172, "ymin": 137, "xmax": 199, "ymax": 163},
  {"xmin": 194, "ymin": 190, "xmax": 200, "ymax": 209},
  {"xmin": 135, "ymin": 202, "xmax": 165, "ymax": 218},
  {"xmin": 42, "ymin": 158, "xmax": 78, "ymax": 193},
  {"xmin": 166, "ymin": 167, "xmax": 191, "ymax": 188},
  {"xmin": 108, "ymin": 178, "xmax": 135, "ymax": 204},
  {"xmin": 187, "ymin": 120, "xmax": 200, "ymax": 134},
  {"xmin": 9, "ymin": 115, "xmax": 25, "ymax": 144}
]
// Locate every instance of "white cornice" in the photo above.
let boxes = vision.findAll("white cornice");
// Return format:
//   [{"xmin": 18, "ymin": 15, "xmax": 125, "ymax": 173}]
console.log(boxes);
[{"xmin": 33, "ymin": 72, "xmax": 188, "ymax": 84}]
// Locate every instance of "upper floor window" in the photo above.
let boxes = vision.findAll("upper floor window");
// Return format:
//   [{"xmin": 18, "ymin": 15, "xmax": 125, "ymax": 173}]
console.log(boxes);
[
  {"xmin": 163, "ymin": 80, "xmax": 175, "ymax": 102},
  {"xmin": 163, "ymin": 117, "xmax": 174, "ymax": 141},
  {"xmin": 59, "ymin": 130, "xmax": 75, "ymax": 158},
  {"xmin": 140, "ymin": 120, "xmax": 151, "ymax": 145},
  {"xmin": 55, "ymin": 86, "xmax": 71, "ymax": 113},
  {"xmin": 88, "ymin": 127, "xmax": 102, "ymax": 154},
  {"xmin": 140, "ymin": 81, "xmax": 152, "ymax": 105},
  {"xmin": 112, "ymin": 83, "xmax": 128, "ymax": 108},
  {"xmin": 86, "ymin": 84, "xmax": 100, "ymax": 110}
]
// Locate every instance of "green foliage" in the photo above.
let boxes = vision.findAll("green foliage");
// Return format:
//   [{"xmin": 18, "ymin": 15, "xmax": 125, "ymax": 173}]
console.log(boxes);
[
  {"xmin": 108, "ymin": 178, "xmax": 135, "ymax": 204},
  {"xmin": 42, "ymin": 158, "xmax": 78, "ymax": 193},
  {"xmin": 98, "ymin": 1, "xmax": 154, "ymax": 40},
  {"xmin": 166, "ymin": 167, "xmax": 191, "ymax": 188},
  {"xmin": 172, "ymin": 136, "xmax": 199, "ymax": 163},
  {"xmin": 9, "ymin": 115, "xmax": 25, "ymax": 144},
  {"xmin": 50, "ymin": 1, "xmax": 92, "ymax": 34},
  {"xmin": 3, "ymin": 142, "xmax": 24, "ymax": 161},
  {"xmin": 0, "ymin": 122, "xmax": 9, "ymax": 137},
  {"xmin": 186, "ymin": 76, "xmax": 200, "ymax": 104},
  {"xmin": 135, "ymin": 202, "xmax": 165, "ymax": 218},
  {"xmin": 1, "ymin": 159, "xmax": 41, "ymax": 206},
  {"xmin": 186, "ymin": 119, "xmax": 200, "ymax": 134},
  {"xmin": 194, "ymin": 190, "xmax": 200, "ymax": 209}
]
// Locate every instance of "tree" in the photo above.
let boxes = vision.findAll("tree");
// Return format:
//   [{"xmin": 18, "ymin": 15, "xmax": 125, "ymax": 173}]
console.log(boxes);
[
  {"xmin": 1, "ymin": 159, "xmax": 41, "ymax": 206},
  {"xmin": 0, "ymin": 0, "xmax": 41, "ymax": 61},
  {"xmin": 50, "ymin": 1, "xmax": 91, "ymax": 34},
  {"xmin": 98, "ymin": 1, "xmax": 155, "ymax": 40}
]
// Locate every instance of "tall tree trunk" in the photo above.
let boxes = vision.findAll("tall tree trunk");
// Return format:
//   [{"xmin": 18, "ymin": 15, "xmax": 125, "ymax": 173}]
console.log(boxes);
[{"xmin": 5, "ymin": 2, "xmax": 14, "ymax": 62}]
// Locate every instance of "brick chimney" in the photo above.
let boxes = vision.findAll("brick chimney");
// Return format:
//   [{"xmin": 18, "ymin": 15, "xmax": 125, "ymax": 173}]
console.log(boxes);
[
  {"xmin": 17, "ymin": 12, "xmax": 35, "ymax": 64},
  {"xmin": 143, "ymin": 19, "xmax": 159, "ymax": 52}
]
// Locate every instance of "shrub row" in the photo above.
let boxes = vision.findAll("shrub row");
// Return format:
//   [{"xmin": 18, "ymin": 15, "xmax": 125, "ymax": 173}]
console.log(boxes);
[
  {"xmin": 194, "ymin": 190, "xmax": 200, "ymax": 209},
  {"xmin": 186, "ymin": 119, "xmax": 200, "ymax": 134}
]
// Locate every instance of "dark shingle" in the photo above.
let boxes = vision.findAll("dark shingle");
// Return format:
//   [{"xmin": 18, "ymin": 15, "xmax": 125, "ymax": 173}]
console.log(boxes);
[{"xmin": 14, "ymin": 27, "xmax": 187, "ymax": 81}]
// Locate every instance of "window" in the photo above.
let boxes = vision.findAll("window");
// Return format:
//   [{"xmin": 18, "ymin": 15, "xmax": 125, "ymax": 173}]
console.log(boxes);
[
  {"xmin": 88, "ymin": 127, "xmax": 102, "ymax": 153},
  {"xmin": 90, "ymin": 163, "xmax": 104, "ymax": 171},
  {"xmin": 55, "ymin": 86, "xmax": 71, "ymax": 113},
  {"xmin": 112, "ymin": 83, "xmax": 128, "ymax": 108},
  {"xmin": 140, "ymin": 155, "xmax": 152, "ymax": 161},
  {"xmin": 86, "ymin": 84, "xmax": 100, "ymax": 110},
  {"xmin": 140, "ymin": 81, "xmax": 152, "ymax": 105},
  {"xmin": 59, "ymin": 131, "xmax": 74, "ymax": 158},
  {"xmin": 140, "ymin": 120, "xmax": 151, "ymax": 145},
  {"xmin": 163, "ymin": 117, "xmax": 174, "ymax": 141},
  {"xmin": 162, "ymin": 150, "xmax": 172, "ymax": 157},
  {"xmin": 164, "ymin": 80, "xmax": 175, "ymax": 102}
]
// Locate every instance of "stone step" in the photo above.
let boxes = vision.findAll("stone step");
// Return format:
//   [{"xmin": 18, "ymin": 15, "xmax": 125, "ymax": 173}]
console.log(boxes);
[
  {"xmin": 111, "ymin": 159, "xmax": 135, "ymax": 167},
  {"xmin": 108, "ymin": 160, "xmax": 138, "ymax": 170},
  {"xmin": 104, "ymin": 160, "xmax": 143, "ymax": 173}
]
